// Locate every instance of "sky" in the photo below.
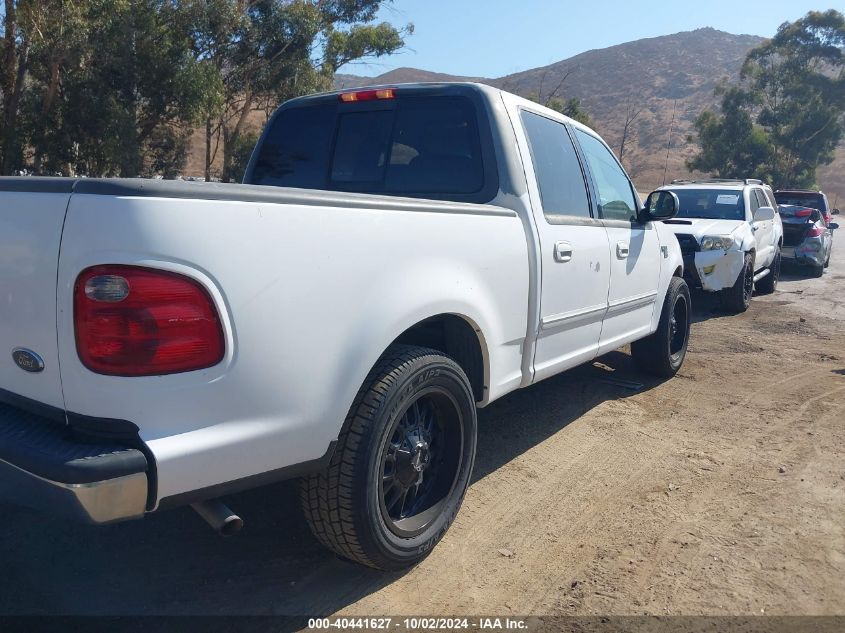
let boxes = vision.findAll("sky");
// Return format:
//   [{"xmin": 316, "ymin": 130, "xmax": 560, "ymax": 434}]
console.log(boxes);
[{"xmin": 340, "ymin": 0, "xmax": 836, "ymax": 77}]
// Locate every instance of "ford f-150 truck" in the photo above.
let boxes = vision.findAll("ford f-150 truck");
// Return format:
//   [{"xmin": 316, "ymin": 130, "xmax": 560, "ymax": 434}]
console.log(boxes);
[{"xmin": 0, "ymin": 83, "xmax": 689, "ymax": 570}]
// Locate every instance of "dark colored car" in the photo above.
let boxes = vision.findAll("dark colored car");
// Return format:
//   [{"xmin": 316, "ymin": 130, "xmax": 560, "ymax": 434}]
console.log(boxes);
[{"xmin": 774, "ymin": 190, "xmax": 840, "ymax": 276}]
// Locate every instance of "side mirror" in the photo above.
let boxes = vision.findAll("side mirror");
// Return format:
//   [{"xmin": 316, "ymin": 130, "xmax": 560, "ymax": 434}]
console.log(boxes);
[
  {"xmin": 832, "ymin": 208, "xmax": 840, "ymax": 216},
  {"xmin": 641, "ymin": 190, "xmax": 679, "ymax": 222},
  {"xmin": 753, "ymin": 206, "xmax": 775, "ymax": 222},
  {"xmin": 830, "ymin": 223, "xmax": 840, "ymax": 230}
]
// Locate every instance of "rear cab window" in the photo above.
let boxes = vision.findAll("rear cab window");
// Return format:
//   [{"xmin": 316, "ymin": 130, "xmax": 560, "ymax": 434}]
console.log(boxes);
[{"xmin": 247, "ymin": 88, "xmax": 498, "ymax": 204}]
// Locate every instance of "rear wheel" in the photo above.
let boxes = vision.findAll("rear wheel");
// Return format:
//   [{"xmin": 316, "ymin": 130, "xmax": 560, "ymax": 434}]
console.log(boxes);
[
  {"xmin": 811, "ymin": 263, "xmax": 824, "ymax": 277},
  {"xmin": 631, "ymin": 276, "xmax": 691, "ymax": 378},
  {"xmin": 720, "ymin": 252, "xmax": 754, "ymax": 312},
  {"xmin": 824, "ymin": 247, "xmax": 831, "ymax": 268},
  {"xmin": 756, "ymin": 248, "xmax": 780, "ymax": 295},
  {"xmin": 301, "ymin": 345, "xmax": 477, "ymax": 570}
]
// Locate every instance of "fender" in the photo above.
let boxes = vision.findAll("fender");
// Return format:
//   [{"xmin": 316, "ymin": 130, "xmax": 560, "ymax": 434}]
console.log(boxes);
[{"xmin": 739, "ymin": 226, "xmax": 758, "ymax": 254}]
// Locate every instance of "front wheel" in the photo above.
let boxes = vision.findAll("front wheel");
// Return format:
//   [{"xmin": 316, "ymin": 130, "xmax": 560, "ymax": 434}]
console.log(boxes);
[
  {"xmin": 631, "ymin": 276, "xmax": 691, "ymax": 378},
  {"xmin": 720, "ymin": 252, "xmax": 754, "ymax": 312},
  {"xmin": 301, "ymin": 345, "xmax": 477, "ymax": 570}
]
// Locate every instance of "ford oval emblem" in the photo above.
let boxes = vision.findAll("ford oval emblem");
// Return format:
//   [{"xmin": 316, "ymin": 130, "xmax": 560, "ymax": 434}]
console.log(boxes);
[{"xmin": 12, "ymin": 348, "xmax": 45, "ymax": 373}]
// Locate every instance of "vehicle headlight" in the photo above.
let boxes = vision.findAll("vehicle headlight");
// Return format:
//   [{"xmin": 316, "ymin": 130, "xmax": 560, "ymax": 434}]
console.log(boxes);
[{"xmin": 700, "ymin": 235, "xmax": 734, "ymax": 251}]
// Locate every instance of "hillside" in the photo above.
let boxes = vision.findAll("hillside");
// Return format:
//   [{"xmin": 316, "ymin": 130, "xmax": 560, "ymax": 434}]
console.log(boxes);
[{"xmin": 185, "ymin": 28, "xmax": 844, "ymax": 206}]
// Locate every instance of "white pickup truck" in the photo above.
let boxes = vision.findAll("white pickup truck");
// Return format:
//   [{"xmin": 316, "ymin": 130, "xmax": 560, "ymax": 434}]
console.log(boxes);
[{"xmin": 0, "ymin": 83, "xmax": 689, "ymax": 570}]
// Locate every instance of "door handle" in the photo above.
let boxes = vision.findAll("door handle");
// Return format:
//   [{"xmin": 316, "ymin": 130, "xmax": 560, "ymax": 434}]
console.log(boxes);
[
  {"xmin": 554, "ymin": 241, "xmax": 573, "ymax": 263},
  {"xmin": 616, "ymin": 241, "xmax": 629, "ymax": 259}
]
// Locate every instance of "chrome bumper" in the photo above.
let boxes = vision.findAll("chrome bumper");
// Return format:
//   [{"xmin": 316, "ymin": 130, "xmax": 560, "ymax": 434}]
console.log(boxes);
[
  {"xmin": 0, "ymin": 458, "xmax": 147, "ymax": 523},
  {"xmin": 0, "ymin": 398, "xmax": 149, "ymax": 524}
]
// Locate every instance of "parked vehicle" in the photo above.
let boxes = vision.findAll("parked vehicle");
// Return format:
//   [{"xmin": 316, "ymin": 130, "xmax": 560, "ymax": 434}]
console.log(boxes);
[
  {"xmin": 0, "ymin": 83, "xmax": 690, "ymax": 570},
  {"xmin": 774, "ymin": 190, "xmax": 839, "ymax": 276},
  {"xmin": 656, "ymin": 179, "xmax": 784, "ymax": 312}
]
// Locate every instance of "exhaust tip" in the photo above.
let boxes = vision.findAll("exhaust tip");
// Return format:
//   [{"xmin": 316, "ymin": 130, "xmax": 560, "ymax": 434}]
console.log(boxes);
[
  {"xmin": 220, "ymin": 514, "xmax": 244, "ymax": 537},
  {"xmin": 191, "ymin": 499, "xmax": 243, "ymax": 537}
]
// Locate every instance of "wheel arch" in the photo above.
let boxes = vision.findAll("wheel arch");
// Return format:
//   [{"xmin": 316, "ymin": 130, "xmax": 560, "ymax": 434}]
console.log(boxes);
[{"xmin": 390, "ymin": 313, "xmax": 489, "ymax": 403}]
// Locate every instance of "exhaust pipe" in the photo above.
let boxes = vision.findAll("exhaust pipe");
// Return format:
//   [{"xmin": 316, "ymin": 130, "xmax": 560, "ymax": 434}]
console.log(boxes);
[{"xmin": 191, "ymin": 499, "xmax": 243, "ymax": 536}]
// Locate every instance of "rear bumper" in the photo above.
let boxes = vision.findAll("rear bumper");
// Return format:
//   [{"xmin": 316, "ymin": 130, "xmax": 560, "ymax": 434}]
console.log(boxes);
[
  {"xmin": 782, "ymin": 243, "xmax": 825, "ymax": 267},
  {"xmin": 0, "ymin": 400, "xmax": 148, "ymax": 524}
]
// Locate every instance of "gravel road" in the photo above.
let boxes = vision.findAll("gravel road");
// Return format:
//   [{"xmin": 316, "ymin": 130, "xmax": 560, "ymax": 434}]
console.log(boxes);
[{"xmin": 2, "ymin": 241, "xmax": 843, "ymax": 620}]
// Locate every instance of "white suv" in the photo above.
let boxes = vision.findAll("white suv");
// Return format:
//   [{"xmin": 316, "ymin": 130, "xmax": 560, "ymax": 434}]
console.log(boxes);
[{"xmin": 656, "ymin": 179, "xmax": 784, "ymax": 312}]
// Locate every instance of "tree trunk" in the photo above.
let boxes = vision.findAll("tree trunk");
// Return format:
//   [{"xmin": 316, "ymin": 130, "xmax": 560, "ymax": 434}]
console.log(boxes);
[
  {"xmin": 1, "ymin": 0, "xmax": 18, "ymax": 173},
  {"xmin": 205, "ymin": 117, "xmax": 213, "ymax": 182},
  {"xmin": 222, "ymin": 91, "xmax": 254, "ymax": 183},
  {"xmin": 32, "ymin": 59, "xmax": 62, "ymax": 173},
  {"xmin": 2, "ymin": 41, "xmax": 30, "ymax": 172},
  {"xmin": 221, "ymin": 126, "xmax": 232, "ymax": 183}
]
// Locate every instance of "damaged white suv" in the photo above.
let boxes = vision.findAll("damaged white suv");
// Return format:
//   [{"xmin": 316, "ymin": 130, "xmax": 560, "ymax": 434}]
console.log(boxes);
[{"xmin": 656, "ymin": 179, "xmax": 783, "ymax": 312}]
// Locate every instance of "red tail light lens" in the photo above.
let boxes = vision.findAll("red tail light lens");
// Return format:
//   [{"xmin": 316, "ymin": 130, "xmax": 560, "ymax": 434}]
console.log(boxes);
[
  {"xmin": 794, "ymin": 208, "xmax": 814, "ymax": 217},
  {"xmin": 806, "ymin": 226, "xmax": 825, "ymax": 237},
  {"xmin": 74, "ymin": 265, "xmax": 225, "ymax": 376}
]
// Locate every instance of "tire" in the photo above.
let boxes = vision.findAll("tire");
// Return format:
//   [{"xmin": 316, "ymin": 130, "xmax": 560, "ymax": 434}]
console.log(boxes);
[
  {"xmin": 301, "ymin": 345, "xmax": 477, "ymax": 570},
  {"xmin": 824, "ymin": 248, "xmax": 831, "ymax": 268},
  {"xmin": 720, "ymin": 252, "xmax": 754, "ymax": 313},
  {"xmin": 811, "ymin": 263, "xmax": 824, "ymax": 278},
  {"xmin": 756, "ymin": 248, "xmax": 780, "ymax": 295},
  {"xmin": 631, "ymin": 276, "xmax": 691, "ymax": 378}
]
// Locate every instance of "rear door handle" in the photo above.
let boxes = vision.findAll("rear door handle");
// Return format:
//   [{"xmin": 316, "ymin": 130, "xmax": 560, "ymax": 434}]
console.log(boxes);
[
  {"xmin": 554, "ymin": 241, "xmax": 573, "ymax": 263},
  {"xmin": 616, "ymin": 241, "xmax": 629, "ymax": 259}
]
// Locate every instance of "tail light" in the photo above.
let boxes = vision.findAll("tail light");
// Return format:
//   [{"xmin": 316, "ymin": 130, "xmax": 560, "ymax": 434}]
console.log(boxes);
[
  {"xmin": 806, "ymin": 226, "xmax": 825, "ymax": 237},
  {"xmin": 74, "ymin": 265, "xmax": 225, "ymax": 376}
]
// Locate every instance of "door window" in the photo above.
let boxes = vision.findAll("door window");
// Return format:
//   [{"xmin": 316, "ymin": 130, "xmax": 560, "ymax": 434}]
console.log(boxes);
[
  {"xmin": 753, "ymin": 189, "xmax": 770, "ymax": 210},
  {"xmin": 749, "ymin": 189, "xmax": 762, "ymax": 215},
  {"xmin": 520, "ymin": 110, "xmax": 591, "ymax": 221},
  {"xmin": 574, "ymin": 129, "xmax": 638, "ymax": 222}
]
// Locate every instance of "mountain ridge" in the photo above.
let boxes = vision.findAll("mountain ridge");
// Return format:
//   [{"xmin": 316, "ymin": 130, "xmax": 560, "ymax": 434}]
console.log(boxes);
[{"xmin": 329, "ymin": 28, "xmax": 843, "ymax": 202}]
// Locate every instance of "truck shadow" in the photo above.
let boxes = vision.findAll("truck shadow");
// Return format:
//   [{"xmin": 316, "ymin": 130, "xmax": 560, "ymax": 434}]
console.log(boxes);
[
  {"xmin": 689, "ymin": 288, "xmax": 736, "ymax": 324},
  {"xmin": 0, "ymin": 352, "xmax": 668, "ymax": 618}
]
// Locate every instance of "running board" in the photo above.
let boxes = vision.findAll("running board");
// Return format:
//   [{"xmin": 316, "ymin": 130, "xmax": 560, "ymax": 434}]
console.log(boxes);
[{"xmin": 753, "ymin": 269, "xmax": 770, "ymax": 283}]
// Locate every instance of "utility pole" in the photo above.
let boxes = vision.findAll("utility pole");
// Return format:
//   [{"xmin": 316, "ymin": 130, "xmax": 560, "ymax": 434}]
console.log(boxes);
[{"xmin": 662, "ymin": 99, "xmax": 677, "ymax": 187}]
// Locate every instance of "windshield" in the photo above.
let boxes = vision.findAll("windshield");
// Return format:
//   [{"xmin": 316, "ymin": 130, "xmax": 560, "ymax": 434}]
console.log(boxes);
[
  {"xmin": 668, "ymin": 188, "xmax": 746, "ymax": 220},
  {"xmin": 774, "ymin": 192, "xmax": 824, "ymax": 211}
]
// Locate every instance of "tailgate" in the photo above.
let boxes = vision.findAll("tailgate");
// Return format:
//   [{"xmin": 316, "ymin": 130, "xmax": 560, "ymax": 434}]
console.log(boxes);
[{"xmin": 0, "ymin": 181, "xmax": 73, "ymax": 409}]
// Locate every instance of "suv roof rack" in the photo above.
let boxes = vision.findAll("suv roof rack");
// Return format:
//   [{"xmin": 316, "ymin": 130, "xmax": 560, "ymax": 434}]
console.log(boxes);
[{"xmin": 670, "ymin": 178, "xmax": 764, "ymax": 186}]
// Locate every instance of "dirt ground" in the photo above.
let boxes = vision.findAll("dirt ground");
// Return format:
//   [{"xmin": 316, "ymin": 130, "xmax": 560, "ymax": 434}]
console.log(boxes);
[{"xmin": 1, "ymin": 245, "xmax": 843, "ymax": 621}]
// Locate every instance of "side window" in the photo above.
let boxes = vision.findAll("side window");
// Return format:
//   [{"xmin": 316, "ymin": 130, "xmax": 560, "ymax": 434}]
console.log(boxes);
[
  {"xmin": 520, "ymin": 110, "xmax": 591, "ymax": 220},
  {"xmin": 763, "ymin": 189, "xmax": 778, "ymax": 211},
  {"xmin": 753, "ymin": 189, "xmax": 770, "ymax": 210},
  {"xmin": 574, "ymin": 129, "xmax": 638, "ymax": 222},
  {"xmin": 749, "ymin": 189, "xmax": 761, "ymax": 216}
]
